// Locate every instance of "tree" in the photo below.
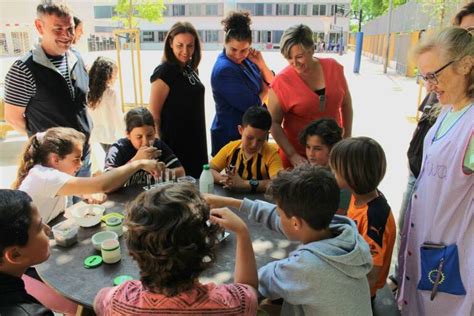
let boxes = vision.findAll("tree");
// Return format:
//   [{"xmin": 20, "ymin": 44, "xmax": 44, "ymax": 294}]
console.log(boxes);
[
  {"xmin": 113, "ymin": 0, "xmax": 166, "ymax": 29},
  {"xmin": 351, "ymin": 0, "xmax": 408, "ymax": 23},
  {"xmin": 416, "ymin": 0, "xmax": 464, "ymax": 27}
]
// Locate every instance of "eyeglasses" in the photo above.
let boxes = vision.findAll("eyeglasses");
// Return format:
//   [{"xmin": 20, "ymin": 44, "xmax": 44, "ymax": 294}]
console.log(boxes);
[{"xmin": 417, "ymin": 60, "xmax": 455, "ymax": 85}]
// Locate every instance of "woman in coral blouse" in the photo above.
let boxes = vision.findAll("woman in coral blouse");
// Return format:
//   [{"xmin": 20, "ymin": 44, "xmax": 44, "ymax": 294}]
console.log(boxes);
[{"xmin": 268, "ymin": 24, "xmax": 353, "ymax": 168}]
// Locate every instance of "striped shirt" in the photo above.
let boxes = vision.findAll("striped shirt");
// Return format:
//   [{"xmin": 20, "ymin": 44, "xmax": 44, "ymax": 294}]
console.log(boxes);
[
  {"xmin": 210, "ymin": 140, "xmax": 283, "ymax": 180},
  {"xmin": 5, "ymin": 53, "xmax": 74, "ymax": 107}
]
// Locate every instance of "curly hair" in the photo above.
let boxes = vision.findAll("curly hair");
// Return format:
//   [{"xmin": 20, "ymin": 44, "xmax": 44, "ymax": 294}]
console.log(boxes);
[
  {"xmin": 12, "ymin": 127, "xmax": 85, "ymax": 189},
  {"xmin": 222, "ymin": 11, "xmax": 252, "ymax": 43},
  {"xmin": 87, "ymin": 57, "xmax": 117, "ymax": 109},
  {"xmin": 125, "ymin": 183, "xmax": 220, "ymax": 296},
  {"xmin": 298, "ymin": 118, "xmax": 343, "ymax": 148}
]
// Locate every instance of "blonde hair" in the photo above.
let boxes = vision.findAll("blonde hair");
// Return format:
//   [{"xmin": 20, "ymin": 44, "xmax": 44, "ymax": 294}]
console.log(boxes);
[
  {"xmin": 12, "ymin": 127, "xmax": 85, "ymax": 189},
  {"xmin": 413, "ymin": 27, "xmax": 474, "ymax": 98},
  {"xmin": 280, "ymin": 24, "xmax": 314, "ymax": 59}
]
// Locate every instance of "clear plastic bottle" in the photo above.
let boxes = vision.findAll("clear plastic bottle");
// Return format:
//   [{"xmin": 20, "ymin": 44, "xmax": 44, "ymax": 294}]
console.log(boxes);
[{"xmin": 199, "ymin": 164, "xmax": 214, "ymax": 193}]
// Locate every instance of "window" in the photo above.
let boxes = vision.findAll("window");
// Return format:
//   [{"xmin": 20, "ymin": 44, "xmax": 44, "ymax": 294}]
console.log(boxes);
[
  {"xmin": 94, "ymin": 26, "xmax": 116, "ymax": 33},
  {"xmin": 158, "ymin": 31, "xmax": 167, "ymax": 42},
  {"xmin": 173, "ymin": 5, "xmax": 185, "ymax": 16},
  {"xmin": 188, "ymin": 4, "xmax": 201, "ymax": 16},
  {"xmin": 94, "ymin": 6, "xmax": 114, "ymax": 19},
  {"xmin": 252, "ymin": 30, "xmax": 261, "ymax": 43},
  {"xmin": 273, "ymin": 30, "xmax": 283, "ymax": 44},
  {"xmin": 201, "ymin": 30, "xmax": 218, "ymax": 42},
  {"xmin": 142, "ymin": 31, "xmax": 155, "ymax": 43},
  {"xmin": 205, "ymin": 4, "xmax": 218, "ymax": 16},
  {"xmin": 313, "ymin": 4, "xmax": 327, "ymax": 16},
  {"xmin": 293, "ymin": 4, "xmax": 307, "ymax": 16},
  {"xmin": 276, "ymin": 4, "xmax": 289, "ymax": 15},
  {"xmin": 0, "ymin": 33, "xmax": 7, "ymax": 55},
  {"xmin": 265, "ymin": 4, "xmax": 273, "ymax": 15}
]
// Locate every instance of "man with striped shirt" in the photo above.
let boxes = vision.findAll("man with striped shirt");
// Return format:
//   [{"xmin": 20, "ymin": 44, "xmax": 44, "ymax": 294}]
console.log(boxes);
[{"xmin": 4, "ymin": 2, "xmax": 92, "ymax": 178}]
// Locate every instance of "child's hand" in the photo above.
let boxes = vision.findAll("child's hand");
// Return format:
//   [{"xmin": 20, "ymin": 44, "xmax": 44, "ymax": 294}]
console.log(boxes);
[
  {"xmin": 209, "ymin": 207, "xmax": 247, "ymax": 235},
  {"xmin": 134, "ymin": 146, "xmax": 161, "ymax": 161},
  {"xmin": 83, "ymin": 193, "xmax": 107, "ymax": 204},
  {"xmin": 140, "ymin": 160, "xmax": 165, "ymax": 178},
  {"xmin": 222, "ymin": 173, "xmax": 246, "ymax": 191}
]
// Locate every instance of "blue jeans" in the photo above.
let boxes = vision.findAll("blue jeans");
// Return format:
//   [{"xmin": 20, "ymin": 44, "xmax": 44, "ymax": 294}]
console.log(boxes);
[{"xmin": 71, "ymin": 149, "xmax": 91, "ymax": 204}]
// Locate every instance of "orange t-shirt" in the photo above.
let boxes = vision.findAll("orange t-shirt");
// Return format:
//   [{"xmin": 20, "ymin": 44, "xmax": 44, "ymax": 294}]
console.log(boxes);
[
  {"xmin": 270, "ymin": 58, "xmax": 348, "ymax": 168},
  {"xmin": 347, "ymin": 193, "xmax": 396, "ymax": 297}
]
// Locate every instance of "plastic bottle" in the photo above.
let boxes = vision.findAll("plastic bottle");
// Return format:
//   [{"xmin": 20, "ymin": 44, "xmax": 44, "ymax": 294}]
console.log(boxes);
[{"xmin": 199, "ymin": 164, "xmax": 214, "ymax": 193}]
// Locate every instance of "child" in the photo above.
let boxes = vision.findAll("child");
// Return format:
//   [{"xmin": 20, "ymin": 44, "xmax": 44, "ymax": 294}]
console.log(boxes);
[
  {"xmin": 0, "ymin": 190, "xmax": 60, "ymax": 314},
  {"xmin": 105, "ymin": 107, "xmax": 185, "ymax": 186},
  {"xmin": 87, "ymin": 56, "xmax": 125, "ymax": 153},
  {"xmin": 329, "ymin": 137, "xmax": 396, "ymax": 301},
  {"xmin": 94, "ymin": 183, "xmax": 258, "ymax": 315},
  {"xmin": 299, "ymin": 118, "xmax": 351, "ymax": 213},
  {"xmin": 13, "ymin": 127, "xmax": 163, "ymax": 224},
  {"xmin": 205, "ymin": 165, "xmax": 373, "ymax": 315},
  {"xmin": 210, "ymin": 106, "xmax": 282, "ymax": 193},
  {"xmin": 298, "ymin": 118, "xmax": 342, "ymax": 167}
]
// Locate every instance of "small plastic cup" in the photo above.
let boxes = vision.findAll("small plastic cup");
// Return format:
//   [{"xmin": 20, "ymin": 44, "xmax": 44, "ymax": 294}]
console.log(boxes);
[{"xmin": 52, "ymin": 221, "xmax": 79, "ymax": 247}]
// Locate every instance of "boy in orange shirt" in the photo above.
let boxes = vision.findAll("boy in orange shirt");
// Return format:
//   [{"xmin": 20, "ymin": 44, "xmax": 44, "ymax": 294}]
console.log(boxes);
[{"xmin": 329, "ymin": 137, "xmax": 396, "ymax": 301}]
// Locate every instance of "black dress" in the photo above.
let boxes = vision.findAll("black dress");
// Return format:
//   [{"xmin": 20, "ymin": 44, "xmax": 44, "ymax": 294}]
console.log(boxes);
[{"xmin": 150, "ymin": 62, "xmax": 208, "ymax": 178}]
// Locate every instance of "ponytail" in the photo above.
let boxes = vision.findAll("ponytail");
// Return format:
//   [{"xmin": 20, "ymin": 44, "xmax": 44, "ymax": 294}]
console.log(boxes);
[
  {"xmin": 12, "ymin": 135, "xmax": 43, "ymax": 189},
  {"xmin": 12, "ymin": 128, "xmax": 85, "ymax": 189}
]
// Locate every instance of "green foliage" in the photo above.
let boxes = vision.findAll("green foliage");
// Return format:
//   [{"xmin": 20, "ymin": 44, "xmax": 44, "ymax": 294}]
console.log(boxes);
[
  {"xmin": 351, "ymin": 0, "xmax": 408, "ymax": 22},
  {"xmin": 416, "ymin": 0, "xmax": 464, "ymax": 27},
  {"xmin": 113, "ymin": 0, "xmax": 166, "ymax": 28}
]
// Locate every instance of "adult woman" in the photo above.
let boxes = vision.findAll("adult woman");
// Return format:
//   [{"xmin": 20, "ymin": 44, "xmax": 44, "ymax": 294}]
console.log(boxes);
[
  {"xmin": 268, "ymin": 24, "xmax": 353, "ymax": 168},
  {"xmin": 149, "ymin": 22, "xmax": 207, "ymax": 178},
  {"xmin": 210, "ymin": 11, "xmax": 274, "ymax": 156},
  {"xmin": 73, "ymin": 16, "xmax": 84, "ymax": 44},
  {"xmin": 397, "ymin": 27, "xmax": 473, "ymax": 315}
]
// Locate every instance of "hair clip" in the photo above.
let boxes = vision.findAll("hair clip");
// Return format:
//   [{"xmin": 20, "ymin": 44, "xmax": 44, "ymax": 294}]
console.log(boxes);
[{"xmin": 35, "ymin": 131, "xmax": 46, "ymax": 142}]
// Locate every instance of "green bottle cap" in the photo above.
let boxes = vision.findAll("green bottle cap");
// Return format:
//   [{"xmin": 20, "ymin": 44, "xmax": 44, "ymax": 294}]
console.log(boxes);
[
  {"xmin": 84, "ymin": 255, "xmax": 103, "ymax": 268},
  {"xmin": 113, "ymin": 275, "xmax": 134, "ymax": 286},
  {"xmin": 203, "ymin": 164, "xmax": 210, "ymax": 170}
]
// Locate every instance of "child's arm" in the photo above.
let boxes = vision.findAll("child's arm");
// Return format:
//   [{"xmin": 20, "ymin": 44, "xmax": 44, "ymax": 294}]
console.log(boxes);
[
  {"xmin": 204, "ymin": 194, "xmax": 243, "ymax": 209},
  {"xmin": 209, "ymin": 207, "xmax": 258, "ymax": 290},
  {"xmin": 57, "ymin": 160, "xmax": 164, "ymax": 196},
  {"xmin": 367, "ymin": 266, "xmax": 382, "ymax": 290}
]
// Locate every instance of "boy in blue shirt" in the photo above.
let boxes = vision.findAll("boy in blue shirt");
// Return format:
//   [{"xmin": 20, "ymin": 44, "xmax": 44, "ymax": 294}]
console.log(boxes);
[{"xmin": 205, "ymin": 165, "xmax": 373, "ymax": 315}]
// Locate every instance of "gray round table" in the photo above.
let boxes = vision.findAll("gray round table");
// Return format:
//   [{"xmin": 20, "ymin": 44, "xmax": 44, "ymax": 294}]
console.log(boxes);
[{"xmin": 36, "ymin": 185, "xmax": 296, "ymax": 308}]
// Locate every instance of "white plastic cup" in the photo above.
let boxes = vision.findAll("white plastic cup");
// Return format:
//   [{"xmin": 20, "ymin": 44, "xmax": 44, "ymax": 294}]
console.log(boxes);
[{"xmin": 101, "ymin": 239, "xmax": 121, "ymax": 264}]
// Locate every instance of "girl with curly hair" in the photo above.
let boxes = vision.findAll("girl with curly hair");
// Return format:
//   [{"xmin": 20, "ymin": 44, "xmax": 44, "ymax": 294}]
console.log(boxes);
[
  {"xmin": 87, "ymin": 56, "xmax": 125, "ymax": 153},
  {"xmin": 94, "ymin": 183, "xmax": 258, "ymax": 315}
]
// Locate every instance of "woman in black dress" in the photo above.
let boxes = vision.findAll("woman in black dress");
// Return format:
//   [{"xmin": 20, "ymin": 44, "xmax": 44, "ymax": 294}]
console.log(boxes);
[{"xmin": 149, "ymin": 22, "xmax": 207, "ymax": 178}]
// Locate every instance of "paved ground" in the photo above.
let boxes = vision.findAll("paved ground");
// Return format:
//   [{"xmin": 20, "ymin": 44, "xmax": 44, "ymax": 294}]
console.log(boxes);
[{"xmin": 0, "ymin": 49, "xmax": 419, "ymax": 315}]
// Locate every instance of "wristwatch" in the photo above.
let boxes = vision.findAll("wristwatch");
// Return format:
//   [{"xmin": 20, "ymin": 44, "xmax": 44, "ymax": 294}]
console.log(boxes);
[{"xmin": 249, "ymin": 179, "xmax": 259, "ymax": 193}]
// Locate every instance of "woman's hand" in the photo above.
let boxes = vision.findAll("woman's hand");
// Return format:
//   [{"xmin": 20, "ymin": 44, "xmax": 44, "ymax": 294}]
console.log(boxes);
[
  {"xmin": 209, "ymin": 207, "xmax": 247, "ymax": 235},
  {"xmin": 248, "ymin": 47, "xmax": 264, "ymax": 68},
  {"xmin": 289, "ymin": 153, "xmax": 308, "ymax": 167}
]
